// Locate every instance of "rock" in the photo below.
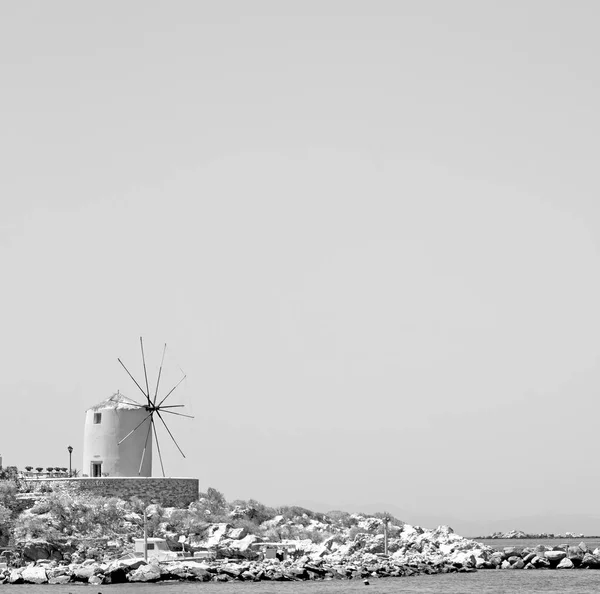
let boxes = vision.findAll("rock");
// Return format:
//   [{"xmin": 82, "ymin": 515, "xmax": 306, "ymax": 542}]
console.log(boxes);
[
  {"xmin": 231, "ymin": 534, "xmax": 259, "ymax": 553},
  {"xmin": 545, "ymin": 550, "xmax": 567, "ymax": 564},
  {"xmin": 8, "ymin": 569, "xmax": 23, "ymax": 584},
  {"xmin": 567, "ymin": 546, "xmax": 584, "ymax": 566},
  {"xmin": 502, "ymin": 547, "xmax": 523, "ymax": 559},
  {"xmin": 89, "ymin": 574, "xmax": 104, "ymax": 585},
  {"xmin": 557, "ymin": 558, "xmax": 574, "ymax": 569},
  {"xmin": 128, "ymin": 563, "xmax": 162, "ymax": 582},
  {"xmin": 48, "ymin": 575, "xmax": 71, "ymax": 584},
  {"xmin": 22, "ymin": 566, "xmax": 48, "ymax": 584},
  {"xmin": 581, "ymin": 553, "xmax": 600, "ymax": 569},
  {"xmin": 73, "ymin": 565, "xmax": 96, "ymax": 580},
  {"xmin": 206, "ymin": 523, "xmax": 230, "ymax": 547},
  {"xmin": 118, "ymin": 557, "xmax": 147, "ymax": 571},
  {"xmin": 219, "ymin": 563, "xmax": 243, "ymax": 578},
  {"xmin": 22, "ymin": 540, "xmax": 59, "ymax": 562},
  {"xmin": 531, "ymin": 555, "xmax": 551, "ymax": 568},
  {"xmin": 228, "ymin": 527, "xmax": 247, "ymax": 539}
]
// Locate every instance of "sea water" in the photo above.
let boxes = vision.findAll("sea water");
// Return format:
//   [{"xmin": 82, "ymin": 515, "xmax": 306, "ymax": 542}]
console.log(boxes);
[{"xmin": 6, "ymin": 572, "xmax": 600, "ymax": 594}]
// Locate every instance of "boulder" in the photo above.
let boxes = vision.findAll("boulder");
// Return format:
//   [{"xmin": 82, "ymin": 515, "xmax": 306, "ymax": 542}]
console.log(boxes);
[
  {"xmin": 128, "ymin": 563, "xmax": 162, "ymax": 582},
  {"xmin": 22, "ymin": 540, "xmax": 62, "ymax": 562},
  {"xmin": 581, "ymin": 553, "xmax": 600, "ymax": 569},
  {"xmin": 219, "ymin": 563, "xmax": 243, "ymax": 578},
  {"xmin": 228, "ymin": 527, "xmax": 247, "ymax": 539},
  {"xmin": 8, "ymin": 569, "xmax": 23, "ymax": 584},
  {"xmin": 231, "ymin": 534, "xmax": 259, "ymax": 553},
  {"xmin": 502, "ymin": 547, "xmax": 523, "ymax": 559},
  {"xmin": 48, "ymin": 575, "xmax": 71, "ymax": 584},
  {"xmin": 118, "ymin": 557, "xmax": 147, "ymax": 571},
  {"xmin": 531, "ymin": 555, "xmax": 551, "ymax": 568},
  {"xmin": 73, "ymin": 565, "xmax": 96, "ymax": 581},
  {"xmin": 22, "ymin": 566, "xmax": 48, "ymax": 584},
  {"xmin": 182, "ymin": 561, "xmax": 210, "ymax": 581},
  {"xmin": 567, "ymin": 546, "xmax": 584, "ymax": 566},
  {"xmin": 557, "ymin": 558, "xmax": 574, "ymax": 569},
  {"xmin": 545, "ymin": 550, "xmax": 566, "ymax": 564},
  {"xmin": 89, "ymin": 574, "xmax": 104, "ymax": 585}
]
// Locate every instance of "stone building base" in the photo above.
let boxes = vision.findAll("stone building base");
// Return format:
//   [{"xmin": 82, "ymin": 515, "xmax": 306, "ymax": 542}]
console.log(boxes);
[{"xmin": 24, "ymin": 477, "xmax": 199, "ymax": 507}]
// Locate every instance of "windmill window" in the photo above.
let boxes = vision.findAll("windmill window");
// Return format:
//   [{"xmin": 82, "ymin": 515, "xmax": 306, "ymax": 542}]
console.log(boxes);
[
  {"xmin": 93, "ymin": 413, "xmax": 102, "ymax": 424},
  {"xmin": 147, "ymin": 543, "xmax": 155, "ymax": 550}
]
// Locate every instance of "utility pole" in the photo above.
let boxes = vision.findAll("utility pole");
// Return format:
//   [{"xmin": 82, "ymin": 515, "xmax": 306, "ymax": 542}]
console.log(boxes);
[
  {"xmin": 143, "ymin": 508, "xmax": 148, "ymax": 562},
  {"xmin": 383, "ymin": 516, "xmax": 390, "ymax": 555}
]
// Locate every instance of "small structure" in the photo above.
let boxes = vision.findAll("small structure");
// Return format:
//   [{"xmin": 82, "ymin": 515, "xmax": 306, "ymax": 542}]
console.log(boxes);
[
  {"xmin": 82, "ymin": 392, "xmax": 152, "ymax": 477},
  {"xmin": 251, "ymin": 542, "xmax": 298, "ymax": 561},
  {"xmin": 133, "ymin": 538, "xmax": 179, "ymax": 562},
  {"xmin": 132, "ymin": 538, "xmax": 214, "ymax": 562}
]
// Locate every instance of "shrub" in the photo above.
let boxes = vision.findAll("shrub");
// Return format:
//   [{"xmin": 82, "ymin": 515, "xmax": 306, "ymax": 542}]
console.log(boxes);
[
  {"xmin": 0, "ymin": 481, "xmax": 18, "ymax": 511},
  {"xmin": 325, "ymin": 510, "xmax": 357, "ymax": 528}
]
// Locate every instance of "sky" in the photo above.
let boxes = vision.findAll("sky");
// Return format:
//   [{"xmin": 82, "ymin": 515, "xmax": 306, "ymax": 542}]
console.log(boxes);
[{"xmin": 2, "ymin": 1, "xmax": 600, "ymax": 536}]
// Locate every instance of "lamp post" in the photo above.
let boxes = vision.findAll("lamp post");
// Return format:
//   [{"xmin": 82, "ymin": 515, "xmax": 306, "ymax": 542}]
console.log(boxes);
[
  {"xmin": 383, "ymin": 516, "xmax": 390, "ymax": 556},
  {"xmin": 67, "ymin": 446, "xmax": 73, "ymax": 477}
]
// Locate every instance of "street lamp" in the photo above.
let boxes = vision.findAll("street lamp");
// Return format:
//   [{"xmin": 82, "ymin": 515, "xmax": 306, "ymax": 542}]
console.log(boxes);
[
  {"xmin": 383, "ymin": 516, "xmax": 390, "ymax": 556},
  {"xmin": 67, "ymin": 446, "xmax": 73, "ymax": 477}
]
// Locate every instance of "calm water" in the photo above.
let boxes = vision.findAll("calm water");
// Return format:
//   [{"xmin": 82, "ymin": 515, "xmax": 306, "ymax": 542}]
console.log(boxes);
[{"xmin": 6, "ymin": 572, "xmax": 600, "ymax": 594}]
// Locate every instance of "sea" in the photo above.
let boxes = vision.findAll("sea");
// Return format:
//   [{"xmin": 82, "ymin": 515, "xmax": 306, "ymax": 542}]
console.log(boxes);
[{"xmin": 6, "ymin": 572, "xmax": 600, "ymax": 594}]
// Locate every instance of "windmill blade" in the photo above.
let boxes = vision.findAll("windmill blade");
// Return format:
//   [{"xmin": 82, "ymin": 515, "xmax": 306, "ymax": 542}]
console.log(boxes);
[
  {"xmin": 138, "ymin": 416, "xmax": 153, "ymax": 475},
  {"xmin": 152, "ymin": 418, "xmax": 166, "ymax": 477},
  {"xmin": 117, "ymin": 412, "xmax": 153, "ymax": 445},
  {"xmin": 118, "ymin": 358, "xmax": 152, "ymax": 406},
  {"xmin": 140, "ymin": 337, "xmax": 151, "ymax": 401},
  {"xmin": 159, "ymin": 409, "xmax": 195, "ymax": 419},
  {"xmin": 153, "ymin": 343, "xmax": 167, "ymax": 406},
  {"xmin": 156, "ymin": 410, "xmax": 186, "ymax": 458},
  {"xmin": 156, "ymin": 374, "xmax": 187, "ymax": 408},
  {"xmin": 159, "ymin": 405, "xmax": 185, "ymax": 409}
]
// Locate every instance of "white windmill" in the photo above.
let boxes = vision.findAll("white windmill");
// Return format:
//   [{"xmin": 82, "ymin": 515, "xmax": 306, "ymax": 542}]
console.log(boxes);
[{"xmin": 82, "ymin": 338, "xmax": 193, "ymax": 477}]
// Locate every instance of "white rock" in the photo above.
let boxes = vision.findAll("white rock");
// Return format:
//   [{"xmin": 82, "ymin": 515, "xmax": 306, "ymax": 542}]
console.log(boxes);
[{"xmin": 22, "ymin": 566, "xmax": 48, "ymax": 584}]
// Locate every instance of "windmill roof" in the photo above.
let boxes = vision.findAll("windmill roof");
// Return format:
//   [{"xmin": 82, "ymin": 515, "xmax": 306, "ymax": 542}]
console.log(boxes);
[{"xmin": 88, "ymin": 391, "xmax": 144, "ymax": 411}]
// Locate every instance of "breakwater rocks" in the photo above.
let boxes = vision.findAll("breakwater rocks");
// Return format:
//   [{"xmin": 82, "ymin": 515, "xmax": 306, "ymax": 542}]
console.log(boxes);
[
  {"xmin": 0, "ymin": 555, "xmax": 473, "ymax": 585},
  {"xmin": 3, "ymin": 525, "xmax": 600, "ymax": 585}
]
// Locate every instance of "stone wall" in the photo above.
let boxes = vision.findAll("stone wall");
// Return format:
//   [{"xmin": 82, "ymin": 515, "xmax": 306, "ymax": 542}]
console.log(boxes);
[{"xmin": 24, "ymin": 477, "xmax": 199, "ymax": 507}]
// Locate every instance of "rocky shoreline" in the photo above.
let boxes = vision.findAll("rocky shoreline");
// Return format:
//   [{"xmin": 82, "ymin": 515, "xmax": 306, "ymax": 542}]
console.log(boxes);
[{"xmin": 3, "ymin": 525, "xmax": 600, "ymax": 585}]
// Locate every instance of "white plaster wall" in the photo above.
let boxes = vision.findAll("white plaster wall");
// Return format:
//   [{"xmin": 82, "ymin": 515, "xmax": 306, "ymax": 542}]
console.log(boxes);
[{"xmin": 82, "ymin": 406, "xmax": 153, "ymax": 477}]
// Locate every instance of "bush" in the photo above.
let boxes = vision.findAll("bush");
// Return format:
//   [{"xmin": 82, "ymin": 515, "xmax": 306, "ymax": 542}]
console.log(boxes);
[
  {"xmin": 0, "ymin": 481, "xmax": 18, "ymax": 511},
  {"xmin": 325, "ymin": 510, "xmax": 357, "ymax": 528}
]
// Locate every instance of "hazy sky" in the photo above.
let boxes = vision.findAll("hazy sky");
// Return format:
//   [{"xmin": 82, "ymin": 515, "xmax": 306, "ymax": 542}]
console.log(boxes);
[{"xmin": 2, "ymin": 1, "xmax": 600, "ymax": 535}]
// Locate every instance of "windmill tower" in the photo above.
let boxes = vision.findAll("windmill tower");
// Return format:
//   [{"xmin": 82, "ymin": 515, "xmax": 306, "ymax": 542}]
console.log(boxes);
[{"xmin": 82, "ymin": 338, "xmax": 192, "ymax": 477}]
